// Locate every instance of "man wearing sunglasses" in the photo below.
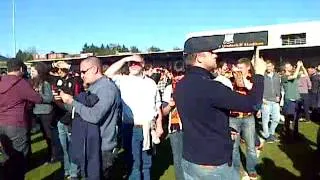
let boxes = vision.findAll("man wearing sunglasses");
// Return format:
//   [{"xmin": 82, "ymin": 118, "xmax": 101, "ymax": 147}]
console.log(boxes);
[
  {"xmin": 105, "ymin": 55, "xmax": 163, "ymax": 180},
  {"xmin": 51, "ymin": 61, "xmax": 80, "ymax": 179},
  {"xmin": 60, "ymin": 57, "xmax": 122, "ymax": 179}
]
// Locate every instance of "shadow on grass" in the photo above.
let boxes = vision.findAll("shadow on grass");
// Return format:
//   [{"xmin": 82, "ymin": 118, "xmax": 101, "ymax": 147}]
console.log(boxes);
[
  {"xmin": 152, "ymin": 138, "xmax": 173, "ymax": 180},
  {"xmin": 277, "ymin": 132, "xmax": 320, "ymax": 179},
  {"xmin": 91, "ymin": 138, "xmax": 173, "ymax": 180},
  {"xmin": 27, "ymin": 148, "xmax": 50, "ymax": 171},
  {"xmin": 0, "ymin": 134, "xmax": 26, "ymax": 180},
  {"xmin": 257, "ymin": 157, "xmax": 298, "ymax": 180},
  {"xmin": 31, "ymin": 135, "xmax": 44, "ymax": 144},
  {"xmin": 41, "ymin": 165, "xmax": 64, "ymax": 180}
]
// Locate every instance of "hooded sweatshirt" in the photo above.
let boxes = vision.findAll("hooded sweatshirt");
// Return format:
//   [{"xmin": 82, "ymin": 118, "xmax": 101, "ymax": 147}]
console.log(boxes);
[{"xmin": 0, "ymin": 75, "xmax": 42, "ymax": 127}]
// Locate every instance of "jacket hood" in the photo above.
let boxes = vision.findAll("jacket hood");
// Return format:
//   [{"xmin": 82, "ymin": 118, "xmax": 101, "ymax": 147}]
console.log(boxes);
[{"xmin": 0, "ymin": 75, "xmax": 23, "ymax": 94}]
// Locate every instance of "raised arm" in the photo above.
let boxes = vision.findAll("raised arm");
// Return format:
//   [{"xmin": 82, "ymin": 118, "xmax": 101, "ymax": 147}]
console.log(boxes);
[
  {"xmin": 211, "ymin": 75, "xmax": 264, "ymax": 112},
  {"xmin": 214, "ymin": 48, "xmax": 266, "ymax": 111},
  {"xmin": 104, "ymin": 57, "xmax": 129, "ymax": 78},
  {"xmin": 301, "ymin": 65, "xmax": 312, "ymax": 89},
  {"xmin": 105, "ymin": 55, "xmax": 142, "ymax": 78},
  {"xmin": 288, "ymin": 61, "xmax": 302, "ymax": 80},
  {"xmin": 20, "ymin": 79, "xmax": 42, "ymax": 104}
]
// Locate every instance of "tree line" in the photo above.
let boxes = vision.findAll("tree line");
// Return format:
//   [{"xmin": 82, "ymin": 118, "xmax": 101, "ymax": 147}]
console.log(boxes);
[
  {"xmin": 81, "ymin": 43, "xmax": 164, "ymax": 55},
  {"xmin": 1, "ymin": 43, "xmax": 182, "ymax": 62}
]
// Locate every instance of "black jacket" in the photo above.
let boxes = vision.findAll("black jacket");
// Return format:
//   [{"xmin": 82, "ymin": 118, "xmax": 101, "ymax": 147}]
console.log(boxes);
[
  {"xmin": 71, "ymin": 92, "xmax": 101, "ymax": 180},
  {"xmin": 174, "ymin": 66, "xmax": 264, "ymax": 166}
]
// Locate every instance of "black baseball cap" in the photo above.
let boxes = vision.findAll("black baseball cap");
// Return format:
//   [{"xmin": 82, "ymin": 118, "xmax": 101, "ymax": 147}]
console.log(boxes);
[{"xmin": 184, "ymin": 35, "xmax": 225, "ymax": 54}]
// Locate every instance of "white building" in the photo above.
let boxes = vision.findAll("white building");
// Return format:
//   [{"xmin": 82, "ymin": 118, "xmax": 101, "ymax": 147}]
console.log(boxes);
[
  {"xmin": 187, "ymin": 21, "xmax": 320, "ymax": 66},
  {"xmin": 187, "ymin": 21, "xmax": 320, "ymax": 52}
]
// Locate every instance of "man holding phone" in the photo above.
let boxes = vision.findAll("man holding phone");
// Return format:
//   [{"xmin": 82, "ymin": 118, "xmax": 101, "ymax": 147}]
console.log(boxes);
[{"xmin": 59, "ymin": 57, "xmax": 121, "ymax": 179}]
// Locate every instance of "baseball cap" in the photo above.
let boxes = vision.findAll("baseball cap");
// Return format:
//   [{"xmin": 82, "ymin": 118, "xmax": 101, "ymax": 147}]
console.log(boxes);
[{"xmin": 184, "ymin": 35, "xmax": 225, "ymax": 54}]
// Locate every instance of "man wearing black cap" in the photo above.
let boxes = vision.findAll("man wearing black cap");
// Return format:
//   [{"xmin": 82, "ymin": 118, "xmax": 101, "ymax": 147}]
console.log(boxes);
[{"xmin": 174, "ymin": 36, "xmax": 266, "ymax": 180}]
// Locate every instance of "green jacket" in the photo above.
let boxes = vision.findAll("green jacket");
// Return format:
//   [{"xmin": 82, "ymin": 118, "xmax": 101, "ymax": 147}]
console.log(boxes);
[{"xmin": 281, "ymin": 75, "xmax": 300, "ymax": 101}]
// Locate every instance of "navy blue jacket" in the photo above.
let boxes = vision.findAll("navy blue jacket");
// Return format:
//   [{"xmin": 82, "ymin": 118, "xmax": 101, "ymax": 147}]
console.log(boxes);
[
  {"xmin": 71, "ymin": 92, "xmax": 101, "ymax": 180},
  {"xmin": 174, "ymin": 66, "xmax": 264, "ymax": 166}
]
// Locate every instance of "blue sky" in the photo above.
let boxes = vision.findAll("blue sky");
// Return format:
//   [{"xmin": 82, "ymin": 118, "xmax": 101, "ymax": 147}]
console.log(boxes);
[{"xmin": 0, "ymin": 0, "xmax": 319, "ymax": 57}]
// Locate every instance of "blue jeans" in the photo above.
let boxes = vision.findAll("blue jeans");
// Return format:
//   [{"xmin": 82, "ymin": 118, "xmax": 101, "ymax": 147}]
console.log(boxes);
[
  {"xmin": 169, "ymin": 131, "xmax": 184, "ymax": 180},
  {"xmin": 57, "ymin": 121, "xmax": 79, "ymax": 177},
  {"xmin": 123, "ymin": 125, "xmax": 152, "ymax": 180},
  {"xmin": 261, "ymin": 101, "xmax": 280, "ymax": 138},
  {"xmin": 230, "ymin": 116, "xmax": 257, "ymax": 175},
  {"xmin": 181, "ymin": 158, "xmax": 236, "ymax": 180}
]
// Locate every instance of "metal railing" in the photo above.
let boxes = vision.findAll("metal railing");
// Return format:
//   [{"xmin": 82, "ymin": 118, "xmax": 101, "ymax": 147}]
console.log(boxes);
[{"xmin": 282, "ymin": 38, "xmax": 306, "ymax": 45}]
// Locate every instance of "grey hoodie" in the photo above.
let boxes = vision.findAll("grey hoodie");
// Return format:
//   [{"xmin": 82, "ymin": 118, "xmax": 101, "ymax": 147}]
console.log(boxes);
[{"xmin": 263, "ymin": 72, "xmax": 281, "ymax": 102}]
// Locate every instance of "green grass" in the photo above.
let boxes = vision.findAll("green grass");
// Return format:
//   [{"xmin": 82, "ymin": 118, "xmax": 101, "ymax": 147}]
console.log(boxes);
[{"xmin": 25, "ymin": 122, "xmax": 320, "ymax": 180}]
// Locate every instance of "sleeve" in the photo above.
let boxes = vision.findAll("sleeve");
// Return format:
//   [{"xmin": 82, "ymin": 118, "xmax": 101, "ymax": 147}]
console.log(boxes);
[
  {"xmin": 64, "ymin": 104, "xmax": 73, "ymax": 112},
  {"xmin": 155, "ymin": 84, "xmax": 162, "ymax": 109},
  {"xmin": 307, "ymin": 77, "xmax": 312, "ymax": 90},
  {"xmin": 111, "ymin": 75, "xmax": 123, "ymax": 88},
  {"xmin": 210, "ymin": 75, "xmax": 264, "ymax": 112},
  {"xmin": 72, "ymin": 83, "xmax": 117, "ymax": 124},
  {"xmin": 276, "ymin": 75, "xmax": 282, "ymax": 97},
  {"xmin": 40, "ymin": 81, "xmax": 53, "ymax": 103},
  {"xmin": 226, "ymin": 78, "xmax": 234, "ymax": 90},
  {"xmin": 281, "ymin": 76, "xmax": 288, "ymax": 84},
  {"xmin": 19, "ymin": 79, "xmax": 42, "ymax": 104},
  {"xmin": 162, "ymin": 85, "xmax": 173, "ymax": 103}
]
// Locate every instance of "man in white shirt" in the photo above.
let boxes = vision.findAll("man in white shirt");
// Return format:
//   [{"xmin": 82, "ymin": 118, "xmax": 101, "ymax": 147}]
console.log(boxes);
[{"xmin": 105, "ymin": 55, "xmax": 163, "ymax": 180}]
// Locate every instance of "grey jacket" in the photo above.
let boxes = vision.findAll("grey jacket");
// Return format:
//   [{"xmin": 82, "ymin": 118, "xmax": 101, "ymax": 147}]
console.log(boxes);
[
  {"xmin": 33, "ymin": 81, "xmax": 53, "ymax": 115},
  {"xmin": 72, "ymin": 77, "xmax": 122, "ymax": 151},
  {"xmin": 263, "ymin": 72, "xmax": 281, "ymax": 102}
]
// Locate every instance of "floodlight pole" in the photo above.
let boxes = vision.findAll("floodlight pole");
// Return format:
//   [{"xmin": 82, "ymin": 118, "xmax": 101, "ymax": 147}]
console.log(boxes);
[{"xmin": 12, "ymin": 0, "xmax": 17, "ymax": 57}]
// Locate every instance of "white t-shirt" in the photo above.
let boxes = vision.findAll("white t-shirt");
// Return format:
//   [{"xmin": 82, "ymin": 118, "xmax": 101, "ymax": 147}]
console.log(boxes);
[
  {"xmin": 112, "ymin": 75, "xmax": 161, "ymax": 125},
  {"xmin": 215, "ymin": 75, "xmax": 233, "ymax": 90}
]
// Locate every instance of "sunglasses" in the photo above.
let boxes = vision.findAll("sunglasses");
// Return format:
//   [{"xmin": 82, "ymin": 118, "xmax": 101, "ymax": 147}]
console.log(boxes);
[
  {"xmin": 128, "ymin": 61, "xmax": 142, "ymax": 67},
  {"xmin": 80, "ymin": 66, "xmax": 93, "ymax": 74}
]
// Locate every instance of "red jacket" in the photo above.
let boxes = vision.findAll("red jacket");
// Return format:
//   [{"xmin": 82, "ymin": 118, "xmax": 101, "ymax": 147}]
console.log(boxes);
[{"xmin": 0, "ymin": 75, "xmax": 42, "ymax": 127}]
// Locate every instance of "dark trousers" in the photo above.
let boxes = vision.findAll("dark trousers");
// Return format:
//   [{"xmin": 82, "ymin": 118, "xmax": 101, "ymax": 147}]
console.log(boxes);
[
  {"xmin": 298, "ymin": 93, "xmax": 311, "ymax": 120},
  {"xmin": 37, "ymin": 112, "xmax": 59, "ymax": 161},
  {"xmin": 310, "ymin": 93, "xmax": 320, "ymax": 122},
  {"xmin": 0, "ymin": 126, "xmax": 29, "ymax": 180},
  {"xmin": 283, "ymin": 100, "xmax": 299, "ymax": 139},
  {"xmin": 101, "ymin": 150, "xmax": 117, "ymax": 180},
  {"xmin": 310, "ymin": 92, "xmax": 320, "ymax": 109}
]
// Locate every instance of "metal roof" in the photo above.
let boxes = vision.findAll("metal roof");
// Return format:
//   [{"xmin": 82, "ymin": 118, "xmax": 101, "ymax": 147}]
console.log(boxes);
[{"xmin": 27, "ymin": 50, "xmax": 183, "ymax": 63}]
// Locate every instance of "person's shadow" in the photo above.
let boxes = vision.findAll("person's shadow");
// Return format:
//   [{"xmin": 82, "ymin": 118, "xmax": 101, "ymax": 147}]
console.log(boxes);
[
  {"xmin": 151, "ymin": 138, "xmax": 173, "ymax": 180},
  {"xmin": 257, "ymin": 157, "xmax": 299, "ymax": 180},
  {"xmin": 0, "ymin": 134, "xmax": 26, "ymax": 180},
  {"xmin": 278, "ymin": 132, "xmax": 320, "ymax": 180}
]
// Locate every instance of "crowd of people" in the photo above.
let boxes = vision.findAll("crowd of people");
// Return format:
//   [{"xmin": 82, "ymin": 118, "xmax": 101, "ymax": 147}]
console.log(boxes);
[{"xmin": 0, "ymin": 46, "xmax": 320, "ymax": 180}]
